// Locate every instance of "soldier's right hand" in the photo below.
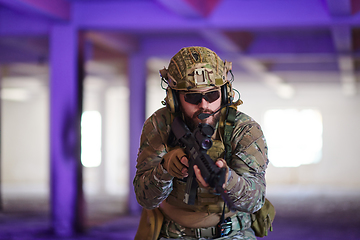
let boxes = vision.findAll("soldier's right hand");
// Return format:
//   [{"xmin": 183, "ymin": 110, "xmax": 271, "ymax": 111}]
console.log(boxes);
[{"xmin": 162, "ymin": 148, "xmax": 189, "ymax": 179}]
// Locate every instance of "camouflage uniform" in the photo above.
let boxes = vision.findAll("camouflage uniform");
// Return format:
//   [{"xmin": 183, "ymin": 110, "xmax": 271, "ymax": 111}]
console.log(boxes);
[
  {"xmin": 133, "ymin": 106, "xmax": 268, "ymax": 239},
  {"xmin": 159, "ymin": 228, "xmax": 256, "ymax": 240}
]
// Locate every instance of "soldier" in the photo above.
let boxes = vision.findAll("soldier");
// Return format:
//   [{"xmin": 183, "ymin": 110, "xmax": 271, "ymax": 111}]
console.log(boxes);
[{"xmin": 133, "ymin": 46, "xmax": 270, "ymax": 240}]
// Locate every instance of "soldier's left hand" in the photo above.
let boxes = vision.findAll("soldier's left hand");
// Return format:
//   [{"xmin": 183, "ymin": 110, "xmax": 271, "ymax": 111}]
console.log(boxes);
[{"xmin": 194, "ymin": 158, "xmax": 229, "ymax": 188}]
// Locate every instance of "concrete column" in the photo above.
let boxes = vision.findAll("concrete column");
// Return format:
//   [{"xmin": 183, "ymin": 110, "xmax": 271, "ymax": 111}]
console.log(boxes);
[
  {"xmin": 128, "ymin": 53, "xmax": 146, "ymax": 215},
  {"xmin": 49, "ymin": 25, "xmax": 85, "ymax": 236},
  {"xmin": 0, "ymin": 66, "xmax": 3, "ymax": 211},
  {"xmin": 99, "ymin": 87, "xmax": 107, "ymax": 194}
]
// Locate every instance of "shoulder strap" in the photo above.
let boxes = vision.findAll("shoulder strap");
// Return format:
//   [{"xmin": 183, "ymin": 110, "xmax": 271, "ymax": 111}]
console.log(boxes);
[{"xmin": 223, "ymin": 106, "xmax": 236, "ymax": 164}]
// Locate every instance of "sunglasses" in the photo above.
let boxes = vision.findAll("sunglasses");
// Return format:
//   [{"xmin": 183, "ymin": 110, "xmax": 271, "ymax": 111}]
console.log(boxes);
[{"xmin": 183, "ymin": 89, "xmax": 220, "ymax": 105}]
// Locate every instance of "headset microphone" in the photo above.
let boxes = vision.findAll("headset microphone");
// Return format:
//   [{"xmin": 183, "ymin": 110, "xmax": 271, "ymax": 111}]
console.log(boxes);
[{"xmin": 198, "ymin": 104, "xmax": 231, "ymax": 120}]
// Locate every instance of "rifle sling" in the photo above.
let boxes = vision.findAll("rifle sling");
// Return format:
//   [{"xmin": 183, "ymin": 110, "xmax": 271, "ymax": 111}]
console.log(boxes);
[{"xmin": 223, "ymin": 107, "xmax": 236, "ymax": 164}]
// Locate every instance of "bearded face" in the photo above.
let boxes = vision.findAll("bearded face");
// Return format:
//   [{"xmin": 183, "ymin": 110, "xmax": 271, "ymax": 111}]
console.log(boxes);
[{"xmin": 178, "ymin": 88, "xmax": 222, "ymax": 132}]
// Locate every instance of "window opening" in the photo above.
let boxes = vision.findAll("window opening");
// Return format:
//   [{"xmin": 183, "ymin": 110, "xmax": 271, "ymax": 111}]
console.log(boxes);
[
  {"xmin": 81, "ymin": 111, "xmax": 102, "ymax": 167},
  {"xmin": 264, "ymin": 109, "xmax": 323, "ymax": 167}
]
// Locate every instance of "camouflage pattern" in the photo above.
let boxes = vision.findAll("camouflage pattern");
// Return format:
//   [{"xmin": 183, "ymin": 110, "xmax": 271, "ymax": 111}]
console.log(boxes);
[
  {"xmin": 162, "ymin": 46, "xmax": 229, "ymax": 90},
  {"xmin": 159, "ymin": 211, "xmax": 253, "ymax": 239},
  {"xmin": 159, "ymin": 228, "xmax": 256, "ymax": 240},
  {"xmin": 133, "ymin": 107, "xmax": 268, "ymax": 239}
]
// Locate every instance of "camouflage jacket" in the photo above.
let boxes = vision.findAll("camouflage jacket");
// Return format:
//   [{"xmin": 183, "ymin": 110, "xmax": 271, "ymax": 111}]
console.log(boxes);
[{"xmin": 133, "ymin": 107, "xmax": 268, "ymax": 214}]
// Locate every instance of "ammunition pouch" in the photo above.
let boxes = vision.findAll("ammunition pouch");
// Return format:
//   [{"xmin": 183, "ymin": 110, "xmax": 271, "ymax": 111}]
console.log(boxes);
[
  {"xmin": 250, "ymin": 198, "xmax": 276, "ymax": 237},
  {"xmin": 134, "ymin": 208, "xmax": 164, "ymax": 240},
  {"xmin": 168, "ymin": 179, "xmax": 229, "ymax": 213}
]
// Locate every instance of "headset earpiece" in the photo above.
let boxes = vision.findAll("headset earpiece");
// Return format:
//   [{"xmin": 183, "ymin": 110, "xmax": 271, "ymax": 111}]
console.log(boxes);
[
  {"xmin": 221, "ymin": 84, "xmax": 228, "ymax": 106},
  {"xmin": 165, "ymin": 87, "xmax": 179, "ymax": 113},
  {"xmin": 221, "ymin": 82, "xmax": 234, "ymax": 106}
]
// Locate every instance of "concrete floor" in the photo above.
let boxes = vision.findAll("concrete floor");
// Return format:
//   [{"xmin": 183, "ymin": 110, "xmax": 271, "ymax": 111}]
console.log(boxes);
[{"xmin": 1, "ymin": 186, "xmax": 360, "ymax": 240}]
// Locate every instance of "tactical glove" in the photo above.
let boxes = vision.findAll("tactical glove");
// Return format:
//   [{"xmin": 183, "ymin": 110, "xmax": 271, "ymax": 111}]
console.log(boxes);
[
  {"xmin": 162, "ymin": 148, "xmax": 187, "ymax": 179},
  {"xmin": 216, "ymin": 158, "xmax": 229, "ymax": 188},
  {"xmin": 194, "ymin": 158, "xmax": 229, "ymax": 188}
]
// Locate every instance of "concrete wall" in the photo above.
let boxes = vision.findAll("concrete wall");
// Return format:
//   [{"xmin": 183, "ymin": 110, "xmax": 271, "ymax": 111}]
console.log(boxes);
[
  {"xmin": 236, "ymin": 79, "xmax": 360, "ymax": 189},
  {"xmin": 81, "ymin": 75, "xmax": 129, "ymax": 197},
  {"xmin": 2, "ymin": 77, "xmax": 49, "ymax": 195}
]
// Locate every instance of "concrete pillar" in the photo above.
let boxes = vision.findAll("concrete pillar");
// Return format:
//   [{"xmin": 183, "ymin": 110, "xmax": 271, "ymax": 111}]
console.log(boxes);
[
  {"xmin": 99, "ymin": 87, "xmax": 107, "ymax": 194},
  {"xmin": 0, "ymin": 66, "xmax": 3, "ymax": 211},
  {"xmin": 49, "ymin": 25, "xmax": 85, "ymax": 236},
  {"xmin": 128, "ymin": 53, "xmax": 146, "ymax": 215}
]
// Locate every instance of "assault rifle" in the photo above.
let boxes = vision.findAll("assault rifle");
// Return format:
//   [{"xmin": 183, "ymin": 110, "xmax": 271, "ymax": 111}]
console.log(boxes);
[{"xmin": 170, "ymin": 116, "xmax": 235, "ymax": 211}]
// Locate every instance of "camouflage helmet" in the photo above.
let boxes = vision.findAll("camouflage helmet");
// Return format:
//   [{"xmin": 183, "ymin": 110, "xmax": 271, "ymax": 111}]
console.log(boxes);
[{"xmin": 160, "ymin": 46, "xmax": 232, "ymax": 91}]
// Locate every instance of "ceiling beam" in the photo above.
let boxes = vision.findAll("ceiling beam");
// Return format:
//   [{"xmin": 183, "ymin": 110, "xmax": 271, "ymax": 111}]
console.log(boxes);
[
  {"xmin": 326, "ymin": 0, "xmax": 357, "ymax": 95},
  {"xmin": 248, "ymin": 30, "xmax": 334, "ymax": 55},
  {"xmin": 72, "ymin": 0, "xmax": 360, "ymax": 30},
  {"xmin": 326, "ymin": 0, "xmax": 352, "ymax": 16},
  {"xmin": 338, "ymin": 55, "xmax": 357, "ymax": 95},
  {"xmin": 141, "ymin": 35, "xmax": 211, "ymax": 57},
  {"xmin": 156, "ymin": 0, "xmax": 240, "ymax": 53},
  {"xmin": 0, "ymin": 36, "xmax": 47, "ymax": 55},
  {"xmin": 200, "ymin": 29, "xmax": 241, "ymax": 53},
  {"xmin": 0, "ymin": 0, "xmax": 70, "ymax": 21},
  {"xmin": 85, "ymin": 32, "xmax": 138, "ymax": 54},
  {"xmin": 236, "ymin": 57, "xmax": 295, "ymax": 99},
  {"xmin": 155, "ymin": 0, "xmax": 203, "ymax": 18},
  {"xmin": 155, "ymin": 0, "xmax": 222, "ymax": 18},
  {"xmin": 0, "ymin": 45, "xmax": 45, "ymax": 63},
  {"xmin": 326, "ymin": 0, "xmax": 352, "ymax": 53},
  {"xmin": 0, "ymin": 7, "xmax": 50, "ymax": 36}
]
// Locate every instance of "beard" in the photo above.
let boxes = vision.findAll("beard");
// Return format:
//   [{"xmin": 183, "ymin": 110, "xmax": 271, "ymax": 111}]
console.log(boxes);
[{"xmin": 182, "ymin": 108, "xmax": 221, "ymax": 132}]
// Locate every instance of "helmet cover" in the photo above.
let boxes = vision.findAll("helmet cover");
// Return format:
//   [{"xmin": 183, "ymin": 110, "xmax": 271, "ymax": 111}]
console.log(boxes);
[{"xmin": 160, "ymin": 46, "xmax": 232, "ymax": 91}]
